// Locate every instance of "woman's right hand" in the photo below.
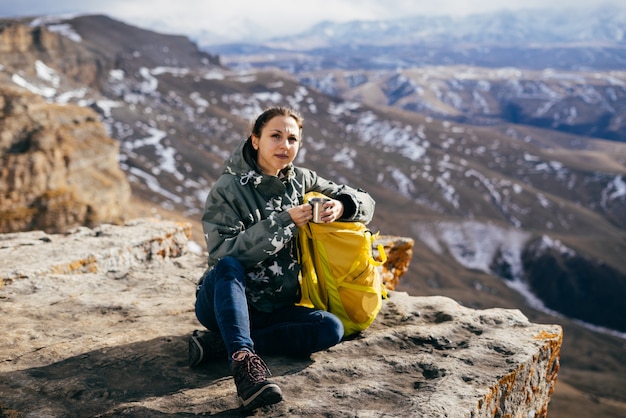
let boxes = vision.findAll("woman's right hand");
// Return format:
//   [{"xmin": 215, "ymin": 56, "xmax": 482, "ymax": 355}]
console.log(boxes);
[{"xmin": 288, "ymin": 204, "xmax": 313, "ymax": 227}]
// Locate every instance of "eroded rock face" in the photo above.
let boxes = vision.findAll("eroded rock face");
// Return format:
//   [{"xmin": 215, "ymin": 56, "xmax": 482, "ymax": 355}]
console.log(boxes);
[
  {"xmin": 0, "ymin": 86, "xmax": 130, "ymax": 233},
  {"xmin": 375, "ymin": 235, "xmax": 415, "ymax": 290},
  {"xmin": 0, "ymin": 219, "xmax": 561, "ymax": 417}
]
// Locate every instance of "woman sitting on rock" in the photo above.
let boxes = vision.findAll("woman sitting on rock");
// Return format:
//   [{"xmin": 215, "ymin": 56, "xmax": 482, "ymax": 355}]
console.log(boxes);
[{"xmin": 191, "ymin": 106, "xmax": 375, "ymax": 411}]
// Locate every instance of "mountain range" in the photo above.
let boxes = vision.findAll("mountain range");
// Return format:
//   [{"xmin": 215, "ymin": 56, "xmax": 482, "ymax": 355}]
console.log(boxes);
[
  {"xmin": 211, "ymin": 5, "xmax": 626, "ymax": 142},
  {"xmin": 1, "ymin": 10, "xmax": 625, "ymax": 417}
]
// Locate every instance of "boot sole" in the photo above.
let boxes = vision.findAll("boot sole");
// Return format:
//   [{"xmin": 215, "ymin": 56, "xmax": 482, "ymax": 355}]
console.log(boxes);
[
  {"xmin": 240, "ymin": 383, "xmax": 283, "ymax": 411},
  {"xmin": 188, "ymin": 333, "xmax": 204, "ymax": 367}
]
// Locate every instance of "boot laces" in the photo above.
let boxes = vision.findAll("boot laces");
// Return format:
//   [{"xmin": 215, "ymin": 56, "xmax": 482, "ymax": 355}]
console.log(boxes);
[{"xmin": 239, "ymin": 352, "xmax": 271, "ymax": 384}]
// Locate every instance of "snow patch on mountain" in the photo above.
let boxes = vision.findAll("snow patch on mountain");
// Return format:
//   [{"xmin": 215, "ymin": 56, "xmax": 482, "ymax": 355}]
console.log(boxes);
[
  {"xmin": 350, "ymin": 110, "xmax": 429, "ymax": 161},
  {"xmin": 601, "ymin": 175, "xmax": 626, "ymax": 208},
  {"xmin": 11, "ymin": 74, "xmax": 56, "ymax": 98},
  {"xmin": 414, "ymin": 221, "xmax": 530, "ymax": 276}
]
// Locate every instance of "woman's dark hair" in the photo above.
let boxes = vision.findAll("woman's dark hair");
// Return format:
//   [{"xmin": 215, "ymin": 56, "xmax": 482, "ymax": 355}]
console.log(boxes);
[{"xmin": 251, "ymin": 106, "xmax": 303, "ymax": 138}]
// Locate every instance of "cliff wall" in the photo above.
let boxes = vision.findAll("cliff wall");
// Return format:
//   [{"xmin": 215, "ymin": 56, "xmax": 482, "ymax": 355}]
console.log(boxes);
[{"xmin": 0, "ymin": 86, "xmax": 130, "ymax": 233}]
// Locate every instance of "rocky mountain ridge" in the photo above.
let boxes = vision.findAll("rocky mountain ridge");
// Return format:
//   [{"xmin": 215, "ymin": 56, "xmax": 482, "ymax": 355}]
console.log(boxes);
[
  {"xmin": 294, "ymin": 6, "xmax": 626, "ymax": 47},
  {"xmin": 213, "ymin": 5, "xmax": 626, "ymax": 142},
  {"xmin": 295, "ymin": 66, "xmax": 626, "ymax": 142},
  {"xmin": 0, "ymin": 14, "xmax": 625, "ymax": 417},
  {"xmin": 209, "ymin": 5, "xmax": 626, "ymax": 69}
]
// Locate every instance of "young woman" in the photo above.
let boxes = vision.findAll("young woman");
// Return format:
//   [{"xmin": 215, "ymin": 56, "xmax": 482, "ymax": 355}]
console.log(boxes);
[{"xmin": 192, "ymin": 106, "xmax": 375, "ymax": 411}]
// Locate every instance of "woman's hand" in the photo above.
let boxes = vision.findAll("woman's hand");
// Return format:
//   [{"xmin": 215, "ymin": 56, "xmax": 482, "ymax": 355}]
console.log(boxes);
[
  {"xmin": 319, "ymin": 199, "xmax": 344, "ymax": 223},
  {"xmin": 288, "ymin": 204, "xmax": 313, "ymax": 227},
  {"xmin": 288, "ymin": 199, "xmax": 344, "ymax": 227}
]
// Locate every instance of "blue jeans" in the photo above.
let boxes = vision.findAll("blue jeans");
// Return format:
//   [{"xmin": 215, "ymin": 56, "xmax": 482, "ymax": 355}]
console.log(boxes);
[{"xmin": 195, "ymin": 256, "xmax": 344, "ymax": 357}]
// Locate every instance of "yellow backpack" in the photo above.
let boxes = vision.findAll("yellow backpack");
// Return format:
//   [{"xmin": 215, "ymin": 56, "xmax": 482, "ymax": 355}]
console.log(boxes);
[{"xmin": 298, "ymin": 193, "xmax": 387, "ymax": 337}]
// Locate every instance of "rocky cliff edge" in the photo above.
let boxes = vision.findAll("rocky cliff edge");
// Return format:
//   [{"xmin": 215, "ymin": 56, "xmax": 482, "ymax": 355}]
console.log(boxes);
[{"xmin": 0, "ymin": 218, "xmax": 561, "ymax": 417}]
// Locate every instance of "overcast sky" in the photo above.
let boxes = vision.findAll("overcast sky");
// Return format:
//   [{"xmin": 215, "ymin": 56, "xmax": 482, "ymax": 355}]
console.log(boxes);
[{"xmin": 0, "ymin": 0, "xmax": 618, "ymax": 42}]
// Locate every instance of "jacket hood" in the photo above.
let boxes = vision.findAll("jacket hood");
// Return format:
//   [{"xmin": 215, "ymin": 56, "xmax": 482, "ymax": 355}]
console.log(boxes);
[{"xmin": 223, "ymin": 138, "xmax": 296, "ymax": 191}]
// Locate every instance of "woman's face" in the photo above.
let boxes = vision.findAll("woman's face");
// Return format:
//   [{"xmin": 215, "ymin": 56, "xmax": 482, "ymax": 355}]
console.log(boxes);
[{"xmin": 251, "ymin": 115, "xmax": 301, "ymax": 176}]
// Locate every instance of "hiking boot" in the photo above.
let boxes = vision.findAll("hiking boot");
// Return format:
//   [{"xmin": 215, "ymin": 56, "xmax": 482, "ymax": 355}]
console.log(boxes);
[
  {"xmin": 231, "ymin": 350, "xmax": 283, "ymax": 411},
  {"xmin": 188, "ymin": 329, "xmax": 227, "ymax": 367}
]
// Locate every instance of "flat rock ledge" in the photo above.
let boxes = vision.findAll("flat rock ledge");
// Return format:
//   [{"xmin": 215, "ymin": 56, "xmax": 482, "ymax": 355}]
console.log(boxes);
[{"xmin": 0, "ymin": 219, "xmax": 562, "ymax": 417}]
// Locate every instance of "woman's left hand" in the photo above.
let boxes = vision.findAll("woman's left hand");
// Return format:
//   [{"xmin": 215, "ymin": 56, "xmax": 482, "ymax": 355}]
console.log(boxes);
[{"xmin": 319, "ymin": 199, "xmax": 344, "ymax": 223}]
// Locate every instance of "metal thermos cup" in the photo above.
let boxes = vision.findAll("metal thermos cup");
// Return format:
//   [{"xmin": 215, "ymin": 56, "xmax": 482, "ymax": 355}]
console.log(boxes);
[{"xmin": 309, "ymin": 198, "xmax": 330, "ymax": 223}]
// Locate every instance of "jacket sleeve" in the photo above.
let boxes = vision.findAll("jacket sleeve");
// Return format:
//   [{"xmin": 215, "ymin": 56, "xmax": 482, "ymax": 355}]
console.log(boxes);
[
  {"xmin": 302, "ymin": 168, "xmax": 376, "ymax": 224},
  {"xmin": 201, "ymin": 179, "xmax": 297, "ymax": 269}
]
